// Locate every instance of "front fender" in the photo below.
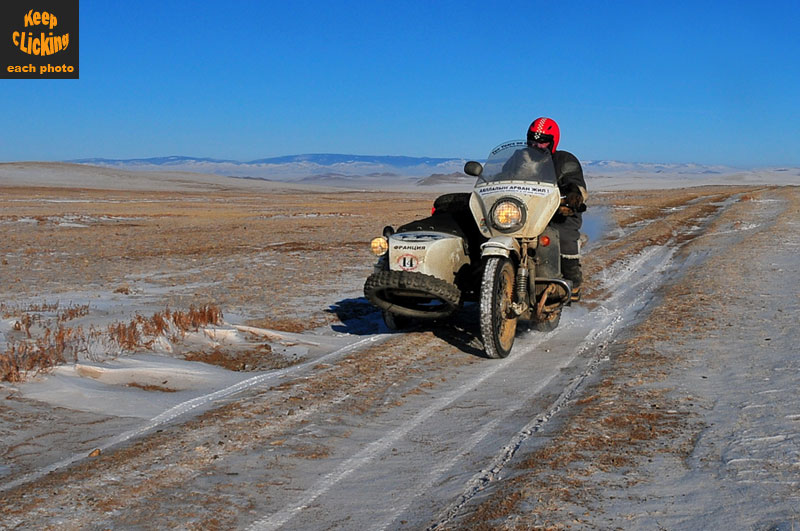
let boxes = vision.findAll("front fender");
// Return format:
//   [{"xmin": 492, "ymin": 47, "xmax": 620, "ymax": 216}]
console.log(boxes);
[{"xmin": 480, "ymin": 236, "xmax": 520, "ymax": 259}]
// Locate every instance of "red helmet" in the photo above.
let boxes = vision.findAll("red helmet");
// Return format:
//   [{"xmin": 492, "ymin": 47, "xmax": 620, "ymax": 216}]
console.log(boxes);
[{"xmin": 527, "ymin": 117, "xmax": 560, "ymax": 153}]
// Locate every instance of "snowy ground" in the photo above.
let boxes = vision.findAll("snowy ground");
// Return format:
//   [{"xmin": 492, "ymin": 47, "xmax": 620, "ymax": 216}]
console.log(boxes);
[
  {"xmin": 0, "ymin": 163, "xmax": 798, "ymax": 529},
  {"xmin": 454, "ymin": 188, "xmax": 800, "ymax": 530}
]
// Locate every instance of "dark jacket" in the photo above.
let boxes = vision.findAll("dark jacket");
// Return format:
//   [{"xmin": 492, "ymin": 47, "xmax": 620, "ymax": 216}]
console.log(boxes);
[
  {"xmin": 552, "ymin": 150, "xmax": 587, "ymax": 202},
  {"xmin": 550, "ymin": 150, "xmax": 586, "ymax": 258}
]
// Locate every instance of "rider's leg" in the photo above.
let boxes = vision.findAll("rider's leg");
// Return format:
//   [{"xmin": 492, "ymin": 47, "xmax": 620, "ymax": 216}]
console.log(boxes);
[
  {"xmin": 553, "ymin": 215, "xmax": 583, "ymax": 298},
  {"xmin": 561, "ymin": 257, "xmax": 583, "ymax": 286}
]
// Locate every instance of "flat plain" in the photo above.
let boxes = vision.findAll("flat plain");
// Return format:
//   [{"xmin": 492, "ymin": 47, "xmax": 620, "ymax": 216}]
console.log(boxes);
[{"xmin": 1, "ymin": 166, "xmax": 798, "ymax": 529}]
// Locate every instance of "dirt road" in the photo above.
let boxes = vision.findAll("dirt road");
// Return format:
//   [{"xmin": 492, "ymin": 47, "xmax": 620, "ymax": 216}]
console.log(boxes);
[{"xmin": 1, "ymin": 182, "xmax": 797, "ymax": 529}]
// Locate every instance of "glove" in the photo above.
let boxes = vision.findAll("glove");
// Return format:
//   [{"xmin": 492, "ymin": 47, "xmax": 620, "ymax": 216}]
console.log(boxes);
[
  {"xmin": 561, "ymin": 183, "xmax": 584, "ymax": 211},
  {"xmin": 566, "ymin": 191, "xmax": 583, "ymax": 210}
]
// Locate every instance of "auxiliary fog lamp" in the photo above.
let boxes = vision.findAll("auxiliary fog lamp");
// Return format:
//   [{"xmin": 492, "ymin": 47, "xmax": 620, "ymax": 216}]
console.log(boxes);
[{"xmin": 370, "ymin": 236, "xmax": 389, "ymax": 256}]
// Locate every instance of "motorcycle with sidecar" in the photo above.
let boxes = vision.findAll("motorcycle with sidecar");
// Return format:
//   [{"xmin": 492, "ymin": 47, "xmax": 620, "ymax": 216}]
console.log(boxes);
[{"xmin": 364, "ymin": 140, "xmax": 582, "ymax": 358}]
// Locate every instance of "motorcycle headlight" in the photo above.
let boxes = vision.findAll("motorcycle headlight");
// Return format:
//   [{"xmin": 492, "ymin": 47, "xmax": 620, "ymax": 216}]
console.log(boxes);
[
  {"xmin": 490, "ymin": 198, "xmax": 526, "ymax": 232},
  {"xmin": 370, "ymin": 236, "xmax": 389, "ymax": 256}
]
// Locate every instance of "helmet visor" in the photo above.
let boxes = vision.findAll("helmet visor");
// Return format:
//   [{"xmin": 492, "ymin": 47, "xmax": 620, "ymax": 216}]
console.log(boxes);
[{"xmin": 528, "ymin": 132, "xmax": 554, "ymax": 144}]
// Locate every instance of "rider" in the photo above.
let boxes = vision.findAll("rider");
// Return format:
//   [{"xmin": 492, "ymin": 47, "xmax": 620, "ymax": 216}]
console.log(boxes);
[{"xmin": 527, "ymin": 117, "xmax": 587, "ymax": 299}]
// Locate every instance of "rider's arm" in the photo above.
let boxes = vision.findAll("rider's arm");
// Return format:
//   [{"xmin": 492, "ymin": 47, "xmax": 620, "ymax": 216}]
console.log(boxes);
[{"xmin": 554, "ymin": 151, "xmax": 587, "ymax": 202}]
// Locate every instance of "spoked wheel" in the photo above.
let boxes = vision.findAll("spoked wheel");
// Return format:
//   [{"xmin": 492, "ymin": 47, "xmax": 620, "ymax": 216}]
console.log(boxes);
[{"xmin": 479, "ymin": 257, "xmax": 518, "ymax": 359}]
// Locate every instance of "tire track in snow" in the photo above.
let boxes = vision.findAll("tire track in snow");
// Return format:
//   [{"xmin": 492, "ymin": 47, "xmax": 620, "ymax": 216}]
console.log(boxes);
[
  {"xmin": 0, "ymin": 333, "xmax": 389, "ymax": 493},
  {"xmin": 247, "ymin": 332, "xmax": 551, "ymax": 531},
  {"xmin": 426, "ymin": 245, "xmax": 679, "ymax": 529},
  {"xmin": 424, "ymin": 313, "xmax": 623, "ymax": 530},
  {"xmin": 249, "ymin": 245, "xmax": 677, "ymax": 531}
]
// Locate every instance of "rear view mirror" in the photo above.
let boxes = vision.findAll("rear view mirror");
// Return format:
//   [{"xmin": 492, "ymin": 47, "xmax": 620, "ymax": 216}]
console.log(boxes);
[{"xmin": 464, "ymin": 161, "xmax": 483, "ymax": 177}]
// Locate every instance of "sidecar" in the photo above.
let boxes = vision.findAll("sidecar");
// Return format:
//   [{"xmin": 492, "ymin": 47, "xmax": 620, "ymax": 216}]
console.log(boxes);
[{"xmin": 363, "ymin": 193, "xmax": 485, "ymax": 324}]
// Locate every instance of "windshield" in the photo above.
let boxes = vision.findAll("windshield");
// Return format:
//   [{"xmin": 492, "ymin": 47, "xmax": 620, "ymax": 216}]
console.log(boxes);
[{"xmin": 476, "ymin": 140, "xmax": 557, "ymax": 185}]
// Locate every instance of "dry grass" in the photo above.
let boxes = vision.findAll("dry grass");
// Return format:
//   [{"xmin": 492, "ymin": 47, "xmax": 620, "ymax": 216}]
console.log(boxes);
[
  {"xmin": 1, "ymin": 301, "xmax": 60, "ymax": 317},
  {"xmin": 582, "ymin": 187, "xmax": 748, "ymax": 302},
  {"xmin": 105, "ymin": 305, "xmax": 223, "ymax": 350},
  {"xmin": 183, "ymin": 343, "xmax": 289, "ymax": 372},
  {"xmin": 0, "ymin": 185, "xmax": 751, "ymax": 384},
  {"xmin": 461, "ymin": 186, "xmax": 796, "ymax": 528},
  {"xmin": 0, "ymin": 185, "xmax": 434, "ymax": 383},
  {"xmin": 0, "ymin": 186, "xmax": 434, "ymax": 333},
  {"xmin": 127, "ymin": 382, "xmax": 178, "ymax": 393},
  {"xmin": 2, "ymin": 183, "xmax": 795, "ymax": 527},
  {"xmin": 0, "ymin": 326, "xmax": 75, "ymax": 382},
  {"xmin": 245, "ymin": 316, "xmax": 310, "ymax": 334},
  {"xmin": 0, "ymin": 304, "xmax": 223, "ymax": 382},
  {"xmin": 1, "ymin": 302, "xmax": 90, "ymax": 381}
]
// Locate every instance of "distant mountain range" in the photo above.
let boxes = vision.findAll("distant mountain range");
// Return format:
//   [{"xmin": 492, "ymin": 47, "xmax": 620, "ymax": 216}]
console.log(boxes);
[
  {"xmin": 69, "ymin": 154, "xmax": 467, "ymax": 183},
  {"xmin": 69, "ymin": 154, "xmax": 798, "ymax": 188}
]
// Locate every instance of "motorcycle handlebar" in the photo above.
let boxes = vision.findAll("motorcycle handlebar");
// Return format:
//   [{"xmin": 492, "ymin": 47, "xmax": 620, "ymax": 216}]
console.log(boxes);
[{"xmin": 559, "ymin": 196, "xmax": 587, "ymax": 214}]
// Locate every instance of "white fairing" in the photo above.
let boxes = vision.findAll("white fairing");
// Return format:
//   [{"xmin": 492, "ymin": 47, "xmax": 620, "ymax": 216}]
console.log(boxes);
[
  {"xmin": 388, "ymin": 231, "xmax": 470, "ymax": 283},
  {"xmin": 468, "ymin": 142, "xmax": 561, "ymax": 239},
  {"xmin": 470, "ymin": 182, "xmax": 560, "ymax": 239}
]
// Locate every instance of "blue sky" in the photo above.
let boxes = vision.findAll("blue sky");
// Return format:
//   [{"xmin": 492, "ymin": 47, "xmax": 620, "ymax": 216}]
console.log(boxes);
[{"xmin": 1, "ymin": 0, "xmax": 799, "ymax": 167}]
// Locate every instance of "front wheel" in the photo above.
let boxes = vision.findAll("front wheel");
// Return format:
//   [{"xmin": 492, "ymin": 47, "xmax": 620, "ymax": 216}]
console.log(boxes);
[{"xmin": 479, "ymin": 257, "xmax": 518, "ymax": 359}]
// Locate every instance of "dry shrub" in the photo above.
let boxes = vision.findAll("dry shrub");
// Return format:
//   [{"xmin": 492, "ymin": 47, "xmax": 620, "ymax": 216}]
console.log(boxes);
[
  {"xmin": 13, "ymin": 313, "xmax": 34, "ymax": 338},
  {"xmin": 2, "ymin": 302, "xmax": 88, "ymax": 324},
  {"xmin": 58, "ymin": 304, "xmax": 90, "ymax": 322},
  {"xmin": 107, "ymin": 304, "xmax": 223, "ymax": 350},
  {"xmin": 0, "ymin": 325, "xmax": 75, "ymax": 382},
  {"xmin": 1, "ymin": 304, "xmax": 223, "ymax": 382},
  {"xmin": 17, "ymin": 301, "xmax": 59, "ymax": 314},
  {"xmin": 108, "ymin": 320, "xmax": 142, "ymax": 351},
  {"xmin": 0, "ymin": 346, "xmax": 24, "ymax": 382},
  {"xmin": 171, "ymin": 305, "xmax": 224, "ymax": 332},
  {"xmin": 114, "ymin": 285, "xmax": 131, "ymax": 294}
]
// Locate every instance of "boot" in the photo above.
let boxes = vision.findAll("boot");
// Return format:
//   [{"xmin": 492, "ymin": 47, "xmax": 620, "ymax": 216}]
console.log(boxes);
[
  {"xmin": 570, "ymin": 285, "xmax": 582, "ymax": 302},
  {"xmin": 561, "ymin": 257, "xmax": 583, "ymax": 302}
]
